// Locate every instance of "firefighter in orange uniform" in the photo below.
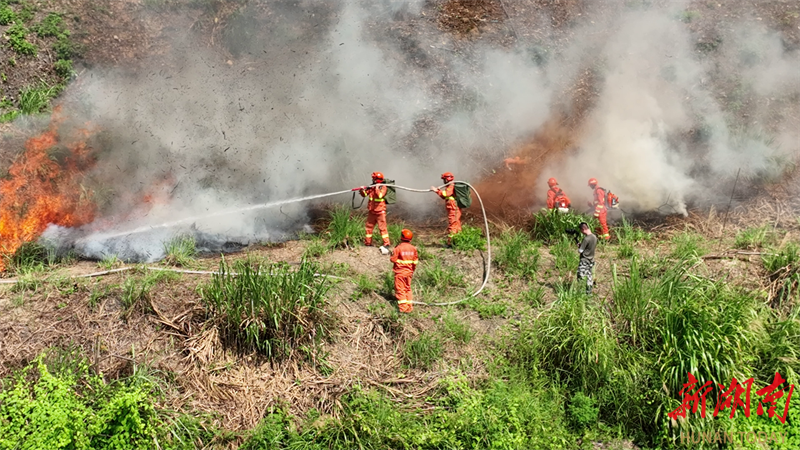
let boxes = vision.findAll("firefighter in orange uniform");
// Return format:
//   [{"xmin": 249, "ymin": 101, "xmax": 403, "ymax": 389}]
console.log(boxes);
[
  {"xmin": 431, "ymin": 172, "xmax": 461, "ymax": 245},
  {"xmin": 588, "ymin": 178, "xmax": 610, "ymax": 240},
  {"xmin": 546, "ymin": 177, "xmax": 571, "ymax": 212},
  {"xmin": 360, "ymin": 172, "xmax": 391, "ymax": 253},
  {"xmin": 391, "ymin": 229, "xmax": 419, "ymax": 313}
]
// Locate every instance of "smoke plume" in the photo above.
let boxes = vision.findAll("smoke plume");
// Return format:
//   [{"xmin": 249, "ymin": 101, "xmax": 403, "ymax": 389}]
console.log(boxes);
[{"xmin": 30, "ymin": 0, "xmax": 800, "ymax": 260}]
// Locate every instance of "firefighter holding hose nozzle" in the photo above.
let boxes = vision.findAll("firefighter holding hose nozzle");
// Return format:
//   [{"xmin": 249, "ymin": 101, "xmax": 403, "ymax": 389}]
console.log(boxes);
[
  {"xmin": 360, "ymin": 171, "xmax": 391, "ymax": 255},
  {"xmin": 431, "ymin": 172, "xmax": 462, "ymax": 246},
  {"xmin": 546, "ymin": 177, "xmax": 571, "ymax": 213}
]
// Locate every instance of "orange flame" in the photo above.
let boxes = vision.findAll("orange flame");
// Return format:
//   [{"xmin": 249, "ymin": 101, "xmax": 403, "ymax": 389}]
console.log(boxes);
[{"xmin": 0, "ymin": 108, "xmax": 97, "ymax": 271}]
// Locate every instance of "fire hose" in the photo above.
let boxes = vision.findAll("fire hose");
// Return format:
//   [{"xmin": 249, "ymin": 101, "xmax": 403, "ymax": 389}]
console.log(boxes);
[{"xmin": 1, "ymin": 182, "xmax": 492, "ymax": 307}]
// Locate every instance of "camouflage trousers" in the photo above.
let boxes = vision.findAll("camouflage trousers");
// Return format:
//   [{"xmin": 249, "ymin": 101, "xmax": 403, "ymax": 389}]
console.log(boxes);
[{"xmin": 577, "ymin": 259, "xmax": 594, "ymax": 294}]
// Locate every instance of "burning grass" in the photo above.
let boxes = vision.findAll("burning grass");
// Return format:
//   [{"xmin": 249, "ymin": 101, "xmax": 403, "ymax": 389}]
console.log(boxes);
[
  {"xmin": 0, "ymin": 109, "xmax": 96, "ymax": 272},
  {"xmin": 201, "ymin": 257, "xmax": 334, "ymax": 359}
]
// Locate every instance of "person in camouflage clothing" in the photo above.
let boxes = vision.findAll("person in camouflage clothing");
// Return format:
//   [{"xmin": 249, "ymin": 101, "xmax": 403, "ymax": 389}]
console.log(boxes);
[{"xmin": 577, "ymin": 222, "xmax": 597, "ymax": 294}]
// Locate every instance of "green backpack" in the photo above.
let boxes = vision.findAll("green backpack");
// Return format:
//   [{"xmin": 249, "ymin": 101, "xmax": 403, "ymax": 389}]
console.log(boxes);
[
  {"xmin": 384, "ymin": 179, "xmax": 397, "ymax": 205},
  {"xmin": 454, "ymin": 182, "xmax": 472, "ymax": 209}
]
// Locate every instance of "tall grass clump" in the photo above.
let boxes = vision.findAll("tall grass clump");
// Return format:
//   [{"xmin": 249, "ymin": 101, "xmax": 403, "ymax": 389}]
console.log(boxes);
[
  {"xmin": 163, "ymin": 234, "xmax": 197, "ymax": 267},
  {"xmin": 550, "ymin": 236, "xmax": 579, "ymax": 277},
  {"xmin": 413, "ymin": 259, "xmax": 467, "ymax": 300},
  {"xmin": 521, "ymin": 287, "xmax": 616, "ymax": 392},
  {"xmin": 202, "ymin": 258, "xmax": 333, "ymax": 359},
  {"xmin": 530, "ymin": 209, "xmax": 598, "ymax": 244},
  {"xmin": 494, "ymin": 229, "xmax": 540, "ymax": 280},
  {"xmin": 763, "ymin": 242, "xmax": 800, "ymax": 306},
  {"xmin": 451, "ymin": 224, "xmax": 486, "ymax": 251},
  {"xmin": 734, "ymin": 225, "xmax": 774, "ymax": 249},
  {"xmin": 404, "ymin": 332, "xmax": 443, "ymax": 369},
  {"xmin": 670, "ymin": 231, "xmax": 707, "ymax": 259},
  {"xmin": 611, "ymin": 257, "xmax": 654, "ymax": 347},
  {"xmin": 616, "ymin": 216, "xmax": 652, "ymax": 244},
  {"xmin": 325, "ymin": 205, "xmax": 365, "ymax": 248}
]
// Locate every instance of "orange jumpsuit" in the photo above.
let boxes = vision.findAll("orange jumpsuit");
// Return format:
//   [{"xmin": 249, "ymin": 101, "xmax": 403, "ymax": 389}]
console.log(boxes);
[
  {"xmin": 592, "ymin": 186, "xmax": 610, "ymax": 240},
  {"xmin": 435, "ymin": 184, "xmax": 461, "ymax": 243},
  {"xmin": 360, "ymin": 185, "xmax": 390, "ymax": 246},
  {"xmin": 547, "ymin": 187, "xmax": 571, "ymax": 210},
  {"xmin": 391, "ymin": 241, "xmax": 419, "ymax": 313}
]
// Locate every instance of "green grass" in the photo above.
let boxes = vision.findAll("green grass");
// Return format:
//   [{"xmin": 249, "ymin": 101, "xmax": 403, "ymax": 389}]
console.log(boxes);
[
  {"xmin": 530, "ymin": 209, "xmax": 598, "ymax": 244},
  {"xmin": 670, "ymin": 231, "xmax": 707, "ymax": 259},
  {"xmin": 413, "ymin": 259, "xmax": 467, "ymax": 301},
  {"xmin": 302, "ymin": 234, "xmax": 329, "ymax": 258},
  {"xmin": 32, "ymin": 12, "xmax": 65, "ymax": 37},
  {"xmin": 763, "ymin": 242, "xmax": 800, "ymax": 306},
  {"xmin": 18, "ymin": 81, "xmax": 63, "ymax": 115},
  {"xmin": 734, "ymin": 225, "xmax": 774, "ymax": 250},
  {"xmin": 440, "ymin": 311, "xmax": 475, "ymax": 344},
  {"xmin": 403, "ymin": 331, "xmax": 443, "ymax": 369},
  {"xmin": 351, "ymin": 273, "xmax": 377, "ymax": 301},
  {"xmin": 325, "ymin": 205, "xmax": 365, "ymax": 248},
  {"xmin": 519, "ymin": 284, "xmax": 545, "ymax": 307},
  {"xmin": 388, "ymin": 222, "xmax": 405, "ymax": 245},
  {"xmin": 616, "ymin": 216, "xmax": 651, "ymax": 244},
  {"xmin": 450, "ymin": 224, "xmax": 486, "ymax": 251},
  {"xmin": 163, "ymin": 234, "xmax": 197, "ymax": 267},
  {"xmin": 121, "ymin": 269, "xmax": 178, "ymax": 315},
  {"xmin": 99, "ymin": 254, "xmax": 120, "ymax": 270},
  {"xmin": 494, "ymin": 229, "xmax": 540, "ymax": 280},
  {"xmin": 201, "ymin": 258, "xmax": 333, "ymax": 359},
  {"xmin": 550, "ymin": 236, "xmax": 579, "ymax": 277}
]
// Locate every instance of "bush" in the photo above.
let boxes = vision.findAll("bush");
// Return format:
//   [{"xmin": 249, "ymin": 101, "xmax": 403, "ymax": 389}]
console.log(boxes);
[
  {"xmin": 5, "ymin": 23, "xmax": 37, "ymax": 56},
  {"xmin": 494, "ymin": 229, "xmax": 540, "ymax": 280},
  {"xmin": 568, "ymin": 392, "xmax": 599, "ymax": 431},
  {"xmin": 202, "ymin": 258, "xmax": 333, "ymax": 359},
  {"xmin": 451, "ymin": 224, "xmax": 486, "ymax": 251},
  {"xmin": 0, "ymin": 5, "xmax": 16, "ymax": 25},
  {"xmin": 325, "ymin": 205, "xmax": 365, "ymax": 248}
]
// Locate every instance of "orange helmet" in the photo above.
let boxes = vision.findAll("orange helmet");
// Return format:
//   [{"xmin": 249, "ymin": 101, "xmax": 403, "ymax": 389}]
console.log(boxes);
[
  {"xmin": 441, "ymin": 172, "xmax": 454, "ymax": 182},
  {"xmin": 372, "ymin": 172, "xmax": 385, "ymax": 182},
  {"xmin": 588, "ymin": 178, "xmax": 598, "ymax": 188},
  {"xmin": 547, "ymin": 177, "xmax": 558, "ymax": 188},
  {"xmin": 401, "ymin": 229, "xmax": 413, "ymax": 241}
]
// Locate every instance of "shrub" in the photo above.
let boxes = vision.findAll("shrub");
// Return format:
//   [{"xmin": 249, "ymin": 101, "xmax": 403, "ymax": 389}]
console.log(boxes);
[
  {"xmin": 202, "ymin": 258, "xmax": 333, "ymax": 359},
  {"xmin": 451, "ymin": 224, "xmax": 486, "ymax": 251},
  {"xmin": 33, "ymin": 12, "xmax": 65, "ymax": 37},
  {"xmin": 568, "ymin": 392, "xmax": 599, "ymax": 430},
  {"xmin": 325, "ymin": 205, "xmax": 364, "ymax": 248},
  {"xmin": 0, "ymin": 5, "xmax": 16, "ymax": 25},
  {"xmin": 494, "ymin": 229, "xmax": 540, "ymax": 280},
  {"xmin": 404, "ymin": 332, "xmax": 443, "ymax": 369},
  {"xmin": 5, "ymin": 23, "xmax": 37, "ymax": 56},
  {"xmin": 163, "ymin": 234, "xmax": 197, "ymax": 267}
]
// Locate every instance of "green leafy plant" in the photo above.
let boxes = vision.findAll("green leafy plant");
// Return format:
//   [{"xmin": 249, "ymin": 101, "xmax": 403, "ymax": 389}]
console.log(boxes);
[
  {"xmin": 494, "ymin": 229, "xmax": 540, "ymax": 280},
  {"xmin": 0, "ymin": 4, "xmax": 16, "ymax": 25},
  {"xmin": 568, "ymin": 392, "xmax": 599, "ymax": 430},
  {"xmin": 450, "ymin": 225, "xmax": 486, "ymax": 251},
  {"xmin": 202, "ymin": 258, "xmax": 333, "ymax": 359},
  {"xmin": 32, "ymin": 12, "xmax": 65, "ymax": 37},
  {"xmin": 302, "ymin": 234, "xmax": 328, "ymax": 258},
  {"xmin": 54, "ymin": 59, "xmax": 73, "ymax": 78},
  {"xmin": 5, "ymin": 23, "xmax": 37, "ymax": 56}
]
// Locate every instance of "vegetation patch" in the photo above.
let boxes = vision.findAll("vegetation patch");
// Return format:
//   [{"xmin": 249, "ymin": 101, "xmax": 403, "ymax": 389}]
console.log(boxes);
[
  {"xmin": 451, "ymin": 224, "xmax": 486, "ymax": 251},
  {"xmin": 494, "ymin": 229, "xmax": 540, "ymax": 280},
  {"xmin": 201, "ymin": 258, "xmax": 333, "ymax": 359}
]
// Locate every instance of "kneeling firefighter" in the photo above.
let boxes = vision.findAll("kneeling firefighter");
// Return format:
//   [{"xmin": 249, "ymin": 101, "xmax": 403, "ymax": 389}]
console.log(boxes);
[
  {"xmin": 431, "ymin": 172, "xmax": 462, "ymax": 245},
  {"xmin": 391, "ymin": 229, "xmax": 419, "ymax": 313},
  {"xmin": 360, "ymin": 172, "xmax": 391, "ymax": 254}
]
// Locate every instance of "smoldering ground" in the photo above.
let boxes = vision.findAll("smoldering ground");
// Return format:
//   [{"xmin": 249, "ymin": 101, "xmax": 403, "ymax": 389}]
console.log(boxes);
[{"xmin": 38, "ymin": 0, "xmax": 800, "ymax": 260}]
